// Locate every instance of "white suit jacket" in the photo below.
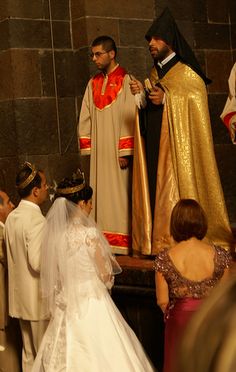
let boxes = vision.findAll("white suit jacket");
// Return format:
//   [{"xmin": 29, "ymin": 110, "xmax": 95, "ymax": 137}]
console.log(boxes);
[
  {"xmin": 0, "ymin": 223, "xmax": 7, "ymax": 329},
  {"xmin": 4, "ymin": 200, "xmax": 47, "ymax": 320}
]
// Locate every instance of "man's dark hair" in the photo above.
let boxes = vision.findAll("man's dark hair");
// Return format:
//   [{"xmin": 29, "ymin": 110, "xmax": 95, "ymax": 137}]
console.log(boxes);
[
  {"xmin": 16, "ymin": 165, "xmax": 43, "ymax": 198},
  {"xmin": 170, "ymin": 199, "xmax": 208, "ymax": 242},
  {"xmin": 91, "ymin": 35, "xmax": 117, "ymax": 57}
]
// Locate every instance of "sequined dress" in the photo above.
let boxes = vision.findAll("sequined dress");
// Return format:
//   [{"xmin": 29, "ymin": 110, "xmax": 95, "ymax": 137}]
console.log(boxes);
[{"xmin": 154, "ymin": 245, "xmax": 231, "ymax": 372}]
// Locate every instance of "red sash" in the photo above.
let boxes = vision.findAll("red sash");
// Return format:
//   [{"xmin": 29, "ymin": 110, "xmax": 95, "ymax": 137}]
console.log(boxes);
[
  {"xmin": 92, "ymin": 66, "xmax": 127, "ymax": 110},
  {"xmin": 103, "ymin": 231, "xmax": 131, "ymax": 248}
]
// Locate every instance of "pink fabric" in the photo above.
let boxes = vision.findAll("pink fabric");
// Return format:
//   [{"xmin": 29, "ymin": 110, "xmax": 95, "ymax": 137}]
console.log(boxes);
[{"xmin": 163, "ymin": 298, "xmax": 203, "ymax": 372}]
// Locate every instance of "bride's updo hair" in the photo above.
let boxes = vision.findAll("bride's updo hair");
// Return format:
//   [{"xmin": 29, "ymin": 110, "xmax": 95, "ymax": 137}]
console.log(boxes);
[{"xmin": 55, "ymin": 171, "xmax": 93, "ymax": 204}]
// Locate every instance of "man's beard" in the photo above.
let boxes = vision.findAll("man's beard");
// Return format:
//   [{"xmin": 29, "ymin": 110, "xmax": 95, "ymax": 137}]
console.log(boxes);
[
  {"xmin": 96, "ymin": 63, "xmax": 108, "ymax": 73},
  {"xmin": 151, "ymin": 45, "xmax": 171, "ymax": 62}
]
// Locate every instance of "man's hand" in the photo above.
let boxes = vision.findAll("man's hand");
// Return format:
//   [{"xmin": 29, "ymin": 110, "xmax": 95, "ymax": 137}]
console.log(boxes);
[
  {"xmin": 119, "ymin": 157, "xmax": 130, "ymax": 169},
  {"xmin": 129, "ymin": 79, "xmax": 144, "ymax": 95},
  {"xmin": 148, "ymin": 87, "xmax": 164, "ymax": 105}
]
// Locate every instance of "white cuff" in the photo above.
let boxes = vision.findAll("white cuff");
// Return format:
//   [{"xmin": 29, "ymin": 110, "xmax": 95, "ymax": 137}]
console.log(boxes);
[{"xmin": 134, "ymin": 92, "xmax": 147, "ymax": 109}]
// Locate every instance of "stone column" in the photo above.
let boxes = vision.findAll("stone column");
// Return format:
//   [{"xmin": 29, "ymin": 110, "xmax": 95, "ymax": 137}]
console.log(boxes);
[{"xmin": 0, "ymin": 0, "xmax": 80, "ymax": 202}]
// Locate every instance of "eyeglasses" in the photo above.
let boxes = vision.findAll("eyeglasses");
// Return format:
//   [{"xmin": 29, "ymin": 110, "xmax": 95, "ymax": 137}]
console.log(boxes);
[{"xmin": 89, "ymin": 50, "xmax": 111, "ymax": 58}]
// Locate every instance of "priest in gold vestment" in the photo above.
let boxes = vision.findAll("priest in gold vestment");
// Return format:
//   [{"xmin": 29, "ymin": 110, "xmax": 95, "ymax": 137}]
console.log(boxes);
[{"xmin": 130, "ymin": 8, "xmax": 234, "ymax": 255}]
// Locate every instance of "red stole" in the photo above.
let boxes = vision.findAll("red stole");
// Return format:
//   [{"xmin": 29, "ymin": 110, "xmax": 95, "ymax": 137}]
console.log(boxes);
[{"xmin": 92, "ymin": 66, "xmax": 127, "ymax": 110}]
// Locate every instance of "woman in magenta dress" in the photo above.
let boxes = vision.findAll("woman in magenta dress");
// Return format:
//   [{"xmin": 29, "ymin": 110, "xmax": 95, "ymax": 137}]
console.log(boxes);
[{"xmin": 154, "ymin": 199, "xmax": 231, "ymax": 372}]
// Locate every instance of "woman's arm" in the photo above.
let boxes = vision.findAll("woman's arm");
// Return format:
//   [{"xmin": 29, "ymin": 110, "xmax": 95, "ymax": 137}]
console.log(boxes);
[
  {"xmin": 155, "ymin": 271, "xmax": 169, "ymax": 313},
  {"xmin": 94, "ymin": 240, "xmax": 114, "ymax": 289}
]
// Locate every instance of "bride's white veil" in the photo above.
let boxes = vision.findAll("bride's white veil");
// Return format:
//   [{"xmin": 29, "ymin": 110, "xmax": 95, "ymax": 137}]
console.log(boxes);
[{"xmin": 40, "ymin": 197, "xmax": 122, "ymax": 316}]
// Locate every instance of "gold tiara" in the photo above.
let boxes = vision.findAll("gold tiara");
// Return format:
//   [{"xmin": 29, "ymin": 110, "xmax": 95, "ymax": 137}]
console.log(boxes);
[
  {"xmin": 56, "ymin": 181, "xmax": 86, "ymax": 195},
  {"xmin": 17, "ymin": 162, "xmax": 38, "ymax": 190}
]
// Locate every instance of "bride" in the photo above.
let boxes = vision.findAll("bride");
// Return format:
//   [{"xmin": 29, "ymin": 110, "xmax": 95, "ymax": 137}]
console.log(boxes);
[{"xmin": 32, "ymin": 172, "xmax": 155, "ymax": 372}]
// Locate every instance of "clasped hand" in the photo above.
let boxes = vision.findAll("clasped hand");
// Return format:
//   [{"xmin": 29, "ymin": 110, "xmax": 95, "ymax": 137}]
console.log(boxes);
[
  {"xmin": 119, "ymin": 157, "xmax": 129, "ymax": 169},
  {"xmin": 129, "ymin": 79, "xmax": 144, "ymax": 95},
  {"xmin": 129, "ymin": 79, "xmax": 164, "ymax": 105},
  {"xmin": 148, "ymin": 87, "xmax": 164, "ymax": 105}
]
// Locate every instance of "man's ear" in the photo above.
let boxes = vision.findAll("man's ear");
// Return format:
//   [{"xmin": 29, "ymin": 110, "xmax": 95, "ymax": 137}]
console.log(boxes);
[
  {"xmin": 32, "ymin": 187, "xmax": 39, "ymax": 198},
  {"xmin": 109, "ymin": 50, "xmax": 115, "ymax": 60}
]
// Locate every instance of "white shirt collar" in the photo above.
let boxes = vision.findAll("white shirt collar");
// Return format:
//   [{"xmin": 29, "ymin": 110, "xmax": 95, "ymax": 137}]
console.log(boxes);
[
  {"xmin": 104, "ymin": 63, "xmax": 119, "ymax": 76},
  {"xmin": 0, "ymin": 221, "xmax": 4, "ymax": 228},
  {"xmin": 158, "ymin": 52, "xmax": 176, "ymax": 68},
  {"xmin": 20, "ymin": 199, "xmax": 41, "ymax": 211}
]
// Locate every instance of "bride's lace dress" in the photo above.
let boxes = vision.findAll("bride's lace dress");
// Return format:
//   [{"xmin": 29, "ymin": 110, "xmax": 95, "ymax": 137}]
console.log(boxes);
[{"xmin": 33, "ymin": 220, "xmax": 155, "ymax": 372}]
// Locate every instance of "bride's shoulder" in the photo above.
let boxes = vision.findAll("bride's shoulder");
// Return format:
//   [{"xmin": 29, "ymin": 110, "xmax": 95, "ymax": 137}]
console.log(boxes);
[
  {"xmin": 70, "ymin": 220, "xmax": 97, "ymax": 236},
  {"xmin": 67, "ymin": 217, "xmax": 101, "ymax": 242},
  {"xmin": 84, "ymin": 226, "xmax": 98, "ymax": 238}
]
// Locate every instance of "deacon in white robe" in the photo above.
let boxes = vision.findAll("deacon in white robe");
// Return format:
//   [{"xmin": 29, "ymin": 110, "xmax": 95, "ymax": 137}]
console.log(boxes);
[{"xmin": 78, "ymin": 36, "xmax": 136, "ymax": 254}]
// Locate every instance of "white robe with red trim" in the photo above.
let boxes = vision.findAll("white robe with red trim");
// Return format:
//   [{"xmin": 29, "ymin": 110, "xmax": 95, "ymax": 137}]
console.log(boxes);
[
  {"xmin": 78, "ymin": 66, "xmax": 136, "ymax": 254},
  {"xmin": 220, "ymin": 62, "xmax": 236, "ymax": 144}
]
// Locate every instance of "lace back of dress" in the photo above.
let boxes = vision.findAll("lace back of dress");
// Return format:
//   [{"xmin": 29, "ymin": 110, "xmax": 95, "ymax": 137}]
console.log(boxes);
[{"xmin": 40, "ymin": 197, "xmax": 121, "ymax": 317}]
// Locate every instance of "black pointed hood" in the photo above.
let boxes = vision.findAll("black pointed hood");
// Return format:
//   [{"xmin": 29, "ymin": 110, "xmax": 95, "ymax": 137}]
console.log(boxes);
[{"xmin": 145, "ymin": 8, "xmax": 211, "ymax": 85}]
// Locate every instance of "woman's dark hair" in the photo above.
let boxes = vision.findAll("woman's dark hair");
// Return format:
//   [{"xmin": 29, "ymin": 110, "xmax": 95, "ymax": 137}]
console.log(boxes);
[
  {"xmin": 16, "ymin": 165, "xmax": 43, "ymax": 198},
  {"xmin": 170, "ymin": 199, "xmax": 208, "ymax": 242},
  {"xmin": 55, "ymin": 177, "xmax": 93, "ymax": 204}
]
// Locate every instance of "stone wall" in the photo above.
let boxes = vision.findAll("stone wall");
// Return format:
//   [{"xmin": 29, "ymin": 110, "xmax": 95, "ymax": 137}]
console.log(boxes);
[
  {"xmin": 0, "ymin": 0, "xmax": 80, "ymax": 209},
  {"xmin": 0, "ymin": 0, "xmax": 236, "ymax": 221}
]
